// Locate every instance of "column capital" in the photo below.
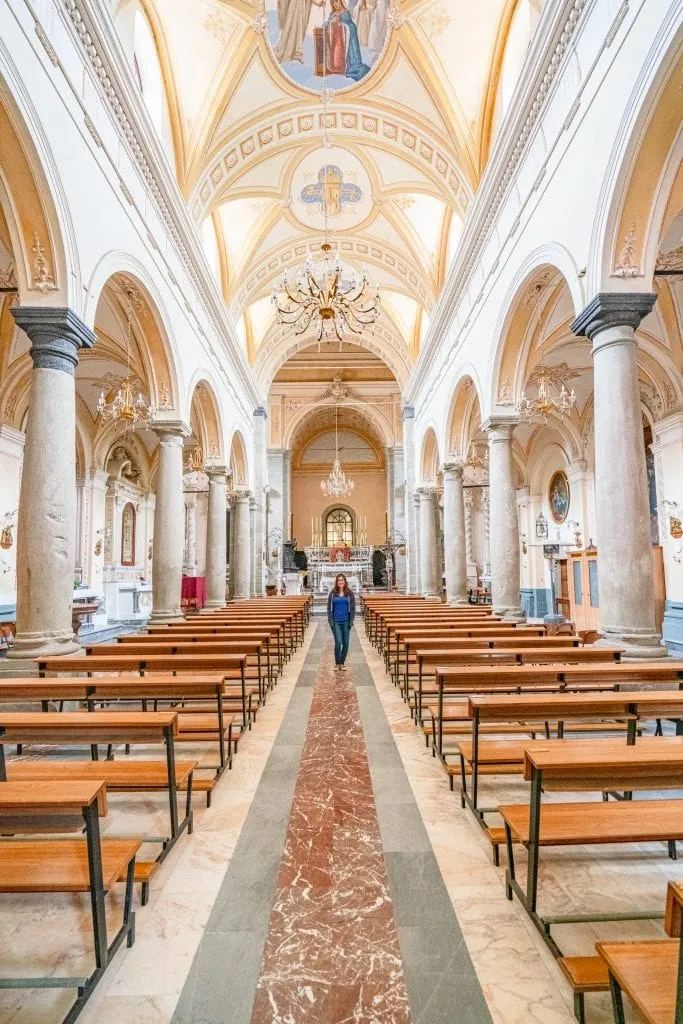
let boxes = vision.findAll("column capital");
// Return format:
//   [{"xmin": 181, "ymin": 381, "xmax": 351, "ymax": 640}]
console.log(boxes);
[
  {"xmin": 205, "ymin": 463, "xmax": 228, "ymax": 480},
  {"xmin": 150, "ymin": 417, "xmax": 191, "ymax": 445},
  {"xmin": 571, "ymin": 292, "xmax": 657, "ymax": 340},
  {"xmin": 483, "ymin": 415, "xmax": 518, "ymax": 440},
  {"xmin": 442, "ymin": 460, "xmax": 465, "ymax": 479},
  {"xmin": 253, "ymin": 405, "xmax": 268, "ymax": 420},
  {"xmin": 232, "ymin": 488, "xmax": 252, "ymax": 505},
  {"xmin": 12, "ymin": 306, "xmax": 96, "ymax": 375},
  {"xmin": 416, "ymin": 484, "xmax": 438, "ymax": 500},
  {"xmin": 402, "ymin": 405, "xmax": 415, "ymax": 421}
]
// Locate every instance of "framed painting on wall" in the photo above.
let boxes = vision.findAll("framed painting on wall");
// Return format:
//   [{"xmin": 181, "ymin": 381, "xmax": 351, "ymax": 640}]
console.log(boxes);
[
  {"xmin": 548, "ymin": 470, "xmax": 570, "ymax": 524},
  {"xmin": 121, "ymin": 502, "xmax": 136, "ymax": 566}
]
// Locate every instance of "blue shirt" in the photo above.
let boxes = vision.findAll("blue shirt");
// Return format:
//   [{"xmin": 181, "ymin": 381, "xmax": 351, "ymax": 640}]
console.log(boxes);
[{"xmin": 332, "ymin": 595, "xmax": 351, "ymax": 623}]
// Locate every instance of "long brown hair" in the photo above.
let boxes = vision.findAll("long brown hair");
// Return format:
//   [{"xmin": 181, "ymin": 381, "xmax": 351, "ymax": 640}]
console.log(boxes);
[{"xmin": 333, "ymin": 573, "xmax": 349, "ymax": 595}]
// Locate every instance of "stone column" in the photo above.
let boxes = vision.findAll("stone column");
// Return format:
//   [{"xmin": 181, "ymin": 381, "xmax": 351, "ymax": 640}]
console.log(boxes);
[
  {"xmin": 232, "ymin": 490, "xmax": 252, "ymax": 600},
  {"xmin": 8, "ymin": 307, "xmax": 95, "ymax": 660},
  {"xmin": 412, "ymin": 490, "xmax": 422, "ymax": 593},
  {"xmin": 402, "ymin": 406, "xmax": 418, "ymax": 592},
  {"xmin": 183, "ymin": 492, "xmax": 197, "ymax": 575},
  {"xmin": 252, "ymin": 407, "xmax": 267, "ymax": 597},
  {"xmin": 572, "ymin": 291, "xmax": 664, "ymax": 657},
  {"xmin": 442, "ymin": 462, "xmax": 468, "ymax": 604},
  {"xmin": 484, "ymin": 417, "xmax": 525, "ymax": 620},
  {"xmin": 249, "ymin": 494, "xmax": 258, "ymax": 597},
  {"xmin": 282, "ymin": 450, "xmax": 292, "ymax": 542},
  {"xmin": 418, "ymin": 487, "xmax": 439, "ymax": 597},
  {"xmin": 203, "ymin": 465, "xmax": 227, "ymax": 611},
  {"xmin": 150, "ymin": 419, "xmax": 190, "ymax": 623}
]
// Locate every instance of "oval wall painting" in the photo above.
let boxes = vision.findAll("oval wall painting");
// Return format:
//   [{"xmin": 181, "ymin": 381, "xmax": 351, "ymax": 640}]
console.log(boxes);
[
  {"xmin": 548, "ymin": 470, "xmax": 570, "ymax": 525},
  {"xmin": 264, "ymin": 0, "xmax": 390, "ymax": 94}
]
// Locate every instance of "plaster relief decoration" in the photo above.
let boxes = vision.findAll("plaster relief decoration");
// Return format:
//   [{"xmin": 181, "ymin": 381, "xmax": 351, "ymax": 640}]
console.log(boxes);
[{"xmin": 263, "ymin": 0, "xmax": 392, "ymax": 93}]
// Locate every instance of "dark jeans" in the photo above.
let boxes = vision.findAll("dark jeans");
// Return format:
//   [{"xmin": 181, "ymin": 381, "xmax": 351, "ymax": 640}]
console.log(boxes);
[{"xmin": 331, "ymin": 620, "xmax": 351, "ymax": 665}]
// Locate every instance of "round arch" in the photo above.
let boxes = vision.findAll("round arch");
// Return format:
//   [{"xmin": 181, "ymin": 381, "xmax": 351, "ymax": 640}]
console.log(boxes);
[
  {"xmin": 590, "ymin": 35, "xmax": 683, "ymax": 293},
  {"xmin": 85, "ymin": 254, "xmax": 181, "ymax": 410},
  {"xmin": 419, "ymin": 426, "xmax": 441, "ymax": 484},
  {"xmin": 0, "ymin": 69, "xmax": 75, "ymax": 305},
  {"xmin": 445, "ymin": 367, "xmax": 485, "ymax": 458},
  {"xmin": 487, "ymin": 249, "xmax": 582, "ymax": 416},
  {"xmin": 283, "ymin": 399, "xmax": 394, "ymax": 454},
  {"xmin": 187, "ymin": 376, "xmax": 225, "ymax": 459},
  {"xmin": 228, "ymin": 428, "xmax": 249, "ymax": 486}
]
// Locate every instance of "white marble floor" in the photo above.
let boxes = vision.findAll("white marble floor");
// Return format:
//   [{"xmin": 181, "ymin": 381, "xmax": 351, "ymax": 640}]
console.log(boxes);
[
  {"xmin": 1, "ymin": 624, "xmax": 678, "ymax": 1023},
  {"xmin": 358, "ymin": 630, "xmax": 681, "ymax": 1024}
]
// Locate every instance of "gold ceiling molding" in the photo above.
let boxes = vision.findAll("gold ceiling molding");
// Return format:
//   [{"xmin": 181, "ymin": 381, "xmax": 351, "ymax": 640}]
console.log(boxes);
[
  {"xmin": 191, "ymin": 104, "xmax": 471, "ymax": 223},
  {"xmin": 475, "ymin": 0, "xmax": 523, "ymax": 177},
  {"xmin": 232, "ymin": 234, "xmax": 431, "ymax": 312}
]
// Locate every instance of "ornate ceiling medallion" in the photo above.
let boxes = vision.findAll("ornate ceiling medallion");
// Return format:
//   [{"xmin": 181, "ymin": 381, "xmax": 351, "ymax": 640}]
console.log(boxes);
[{"xmin": 260, "ymin": 0, "xmax": 396, "ymax": 95}]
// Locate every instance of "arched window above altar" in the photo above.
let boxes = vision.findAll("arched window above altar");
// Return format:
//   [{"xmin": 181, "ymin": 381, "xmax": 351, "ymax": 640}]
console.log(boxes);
[{"xmin": 325, "ymin": 507, "xmax": 353, "ymax": 548}]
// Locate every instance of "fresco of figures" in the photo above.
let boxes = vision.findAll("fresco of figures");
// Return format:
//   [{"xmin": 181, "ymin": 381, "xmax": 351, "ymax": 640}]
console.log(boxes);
[{"xmin": 266, "ymin": 0, "xmax": 390, "ymax": 91}]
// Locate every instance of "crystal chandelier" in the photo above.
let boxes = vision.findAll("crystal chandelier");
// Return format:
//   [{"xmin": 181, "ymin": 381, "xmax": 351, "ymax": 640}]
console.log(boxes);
[
  {"xmin": 98, "ymin": 286, "xmax": 152, "ymax": 426},
  {"xmin": 271, "ymin": 18, "xmax": 380, "ymax": 344},
  {"xmin": 321, "ymin": 407, "xmax": 354, "ymax": 498},
  {"xmin": 517, "ymin": 282, "xmax": 576, "ymax": 422}
]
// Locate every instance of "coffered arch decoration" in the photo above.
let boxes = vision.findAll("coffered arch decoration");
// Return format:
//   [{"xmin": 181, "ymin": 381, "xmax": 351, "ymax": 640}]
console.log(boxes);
[
  {"xmin": 253, "ymin": 320, "xmax": 412, "ymax": 392},
  {"xmin": 285, "ymin": 400, "xmax": 393, "ymax": 456}
]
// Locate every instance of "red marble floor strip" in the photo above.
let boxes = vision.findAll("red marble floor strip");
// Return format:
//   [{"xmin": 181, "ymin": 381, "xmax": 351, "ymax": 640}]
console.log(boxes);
[{"xmin": 251, "ymin": 643, "xmax": 412, "ymax": 1024}]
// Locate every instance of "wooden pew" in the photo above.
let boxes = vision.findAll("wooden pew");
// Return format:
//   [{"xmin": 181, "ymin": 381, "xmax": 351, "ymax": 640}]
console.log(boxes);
[
  {"xmin": 0, "ymin": 710, "xmax": 189, "ymax": 900},
  {"xmin": 145, "ymin": 623, "xmax": 286, "ymax": 674},
  {"xmin": 596, "ymin": 881, "xmax": 683, "ymax": 1024},
  {"xmin": 410, "ymin": 642, "xmax": 613, "ymax": 720},
  {"xmin": 500, "ymin": 737, "xmax": 683, "ymax": 960},
  {"xmin": 0, "ymin": 674, "xmax": 239, "ymax": 775},
  {"xmin": 0, "ymin": 780, "xmax": 138, "ymax": 1017},
  {"xmin": 433, "ymin": 662, "xmax": 683, "ymax": 760}
]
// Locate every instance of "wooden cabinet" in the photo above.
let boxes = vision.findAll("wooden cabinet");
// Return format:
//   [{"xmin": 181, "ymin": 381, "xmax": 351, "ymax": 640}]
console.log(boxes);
[{"xmin": 567, "ymin": 550, "xmax": 600, "ymax": 632}]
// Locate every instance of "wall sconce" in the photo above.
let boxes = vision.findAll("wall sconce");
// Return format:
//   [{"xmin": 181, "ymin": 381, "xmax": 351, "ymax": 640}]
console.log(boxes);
[
  {"xmin": 660, "ymin": 500, "xmax": 682, "ymax": 539},
  {"xmin": 567, "ymin": 519, "xmax": 583, "ymax": 548},
  {"xmin": 0, "ymin": 510, "xmax": 17, "ymax": 551},
  {"xmin": 535, "ymin": 512, "xmax": 549, "ymax": 540}
]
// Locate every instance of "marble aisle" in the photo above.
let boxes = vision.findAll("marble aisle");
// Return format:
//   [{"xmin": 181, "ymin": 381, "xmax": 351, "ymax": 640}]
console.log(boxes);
[{"xmin": 250, "ymin": 636, "xmax": 412, "ymax": 1022}]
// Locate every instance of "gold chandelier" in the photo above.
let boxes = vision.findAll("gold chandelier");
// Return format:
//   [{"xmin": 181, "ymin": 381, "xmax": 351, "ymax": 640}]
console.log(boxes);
[
  {"xmin": 98, "ymin": 286, "xmax": 153, "ymax": 426},
  {"xmin": 184, "ymin": 446, "xmax": 205, "ymax": 473},
  {"xmin": 320, "ymin": 407, "xmax": 354, "ymax": 498},
  {"xmin": 271, "ymin": 15, "xmax": 380, "ymax": 343},
  {"xmin": 517, "ymin": 281, "xmax": 576, "ymax": 422}
]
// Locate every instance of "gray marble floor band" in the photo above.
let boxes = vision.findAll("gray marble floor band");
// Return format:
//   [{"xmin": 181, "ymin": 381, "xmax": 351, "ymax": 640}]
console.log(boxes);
[
  {"xmin": 171, "ymin": 626, "xmax": 324, "ymax": 1024},
  {"xmin": 351, "ymin": 631, "xmax": 493, "ymax": 1024}
]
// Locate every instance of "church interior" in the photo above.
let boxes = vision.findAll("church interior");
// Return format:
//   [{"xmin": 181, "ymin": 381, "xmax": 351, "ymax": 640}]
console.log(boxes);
[{"xmin": 0, "ymin": 0, "xmax": 682, "ymax": 1021}]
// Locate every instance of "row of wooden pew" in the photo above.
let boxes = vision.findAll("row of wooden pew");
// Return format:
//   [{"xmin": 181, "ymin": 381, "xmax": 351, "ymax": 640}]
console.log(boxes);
[
  {"xmin": 0, "ymin": 596, "xmax": 310, "ymax": 1023},
  {"xmin": 362, "ymin": 592, "xmax": 683, "ymax": 1024}
]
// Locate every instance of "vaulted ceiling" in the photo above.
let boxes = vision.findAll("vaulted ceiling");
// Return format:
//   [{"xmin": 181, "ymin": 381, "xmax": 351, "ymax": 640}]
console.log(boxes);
[{"xmin": 115, "ymin": 0, "xmax": 541, "ymax": 376}]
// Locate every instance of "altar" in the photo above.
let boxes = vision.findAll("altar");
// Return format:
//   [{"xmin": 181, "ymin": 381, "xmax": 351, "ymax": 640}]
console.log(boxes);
[{"xmin": 304, "ymin": 545, "xmax": 373, "ymax": 593}]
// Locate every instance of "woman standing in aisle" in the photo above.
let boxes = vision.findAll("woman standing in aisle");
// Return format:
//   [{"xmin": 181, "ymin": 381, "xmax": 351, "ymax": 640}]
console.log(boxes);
[{"xmin": 327, "ymin": 572, "xmax": 356, "ymax": 670}]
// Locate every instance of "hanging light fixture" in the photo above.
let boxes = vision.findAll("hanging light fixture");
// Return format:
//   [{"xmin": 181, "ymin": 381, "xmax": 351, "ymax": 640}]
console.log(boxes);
[
  {"xmin": 97, "ymin": 285, "xmax": 153, "ymax": 426},
  {"xmin": 321, "ymin": 407, "xmax": 355, "ymax": 498},
  {"xmin": 517, "ymin": 282, "xmax": 576, "ymax": 422},
  {"xmin": 272, "ymin": 5, "xmax": 380, "ymax": 344}
]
